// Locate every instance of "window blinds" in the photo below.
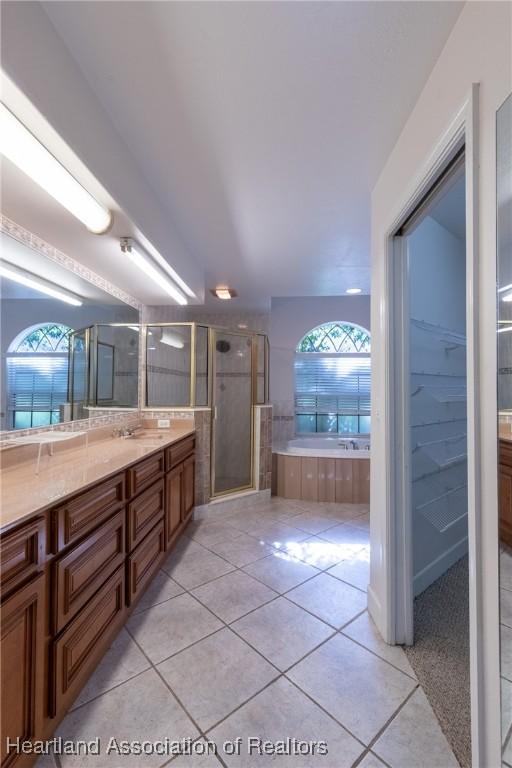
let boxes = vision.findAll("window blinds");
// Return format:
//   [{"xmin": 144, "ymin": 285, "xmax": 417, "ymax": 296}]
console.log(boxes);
[
  {"xmin": 294, "ymin": 356, "xmax": 371, "ymax": 415},
  {"xmin": 6, "ymin": 356, "xmax": 69, "ymax": 413}
]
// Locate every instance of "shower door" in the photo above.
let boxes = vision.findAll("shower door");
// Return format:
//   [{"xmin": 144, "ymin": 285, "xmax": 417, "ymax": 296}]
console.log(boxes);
[{"xmin": 211, "ymin": 330, "xmax": 253, "ymax": 496}]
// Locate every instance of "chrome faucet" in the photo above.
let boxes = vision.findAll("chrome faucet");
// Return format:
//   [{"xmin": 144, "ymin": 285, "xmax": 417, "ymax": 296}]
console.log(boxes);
[{"xmin": 113, "ymin": 424, "xmax": 140, "ymax": 438}]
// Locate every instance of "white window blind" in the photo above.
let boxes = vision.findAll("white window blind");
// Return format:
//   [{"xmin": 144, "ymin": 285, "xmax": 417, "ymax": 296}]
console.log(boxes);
[
  {"xmin": 6, "ymin": 356, "xmax": 69, "ymax": 413},
  {"xmin": 294, "ymin": 356, "xmax": 371, "ymax": 415}
]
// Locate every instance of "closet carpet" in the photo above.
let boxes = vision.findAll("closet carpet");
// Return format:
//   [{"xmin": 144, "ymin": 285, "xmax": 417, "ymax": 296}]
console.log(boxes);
[{"xmin": 404, "ymin": 556, "xmax": 471, "ymax": 768}]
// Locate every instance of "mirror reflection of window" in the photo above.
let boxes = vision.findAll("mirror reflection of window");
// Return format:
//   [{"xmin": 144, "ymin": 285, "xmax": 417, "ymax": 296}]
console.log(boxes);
[{"xmin": 497, "ymin": 92, "xmax": 512, "ymax": 764}]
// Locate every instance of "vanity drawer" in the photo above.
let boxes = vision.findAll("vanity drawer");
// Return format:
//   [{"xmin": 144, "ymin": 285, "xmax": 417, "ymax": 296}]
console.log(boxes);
[
  {"xmin": 165, "ymin": 435, "xmax": 195, "ymax": 472},
  {"xmin": 52, "ymin": 510, "xmax": 125, "ymax": 633},
  {"xmin": 127, "ymin": 520, "xmax": 165, "ymax": 605},
  {"xmin": 52, "ymin": 473, "xmax": 125, "ymax": 553},
  {"xmin": 0, "ymin": 517, "xmax": 46, "ymax": 597},
  {"xmin": 127, "ymin": 479, "xmax": 165, "ymax": 551},
  {"xmin": 50, "ymin": 565, "xmax": 125, "ymax": 718},
  {"xmin": 127, "ymin": 452, "xmax": 164, "ymax": 498}
]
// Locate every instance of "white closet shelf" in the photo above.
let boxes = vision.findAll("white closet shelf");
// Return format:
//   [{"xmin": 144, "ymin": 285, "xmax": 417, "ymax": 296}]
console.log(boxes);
[
  {"xmin": 415, "ymin": 483, "xmax": 468, "ymax": 533},
  {"xmin": 411, "ymin": 384, "xmax": 467, "ymax": 403},
  {"xmin": 411, "ymin": 318, "xmax": 467, "ymax": 349}
]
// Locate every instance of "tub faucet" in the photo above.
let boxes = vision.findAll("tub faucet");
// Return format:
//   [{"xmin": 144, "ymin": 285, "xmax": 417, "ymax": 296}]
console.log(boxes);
[{"xmin": 350, "ymin": 439, "xmax": 358, "ymax": 450}]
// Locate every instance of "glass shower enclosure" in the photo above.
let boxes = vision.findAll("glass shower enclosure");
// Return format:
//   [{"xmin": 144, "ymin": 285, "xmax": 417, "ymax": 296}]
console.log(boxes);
[
  {"xmin": 145, "ymin": 323, "xmax": 269, "ymax": 498},
  {"xmin": 68, "ymin": 324, "xmax": 140, "ymax": 419}
]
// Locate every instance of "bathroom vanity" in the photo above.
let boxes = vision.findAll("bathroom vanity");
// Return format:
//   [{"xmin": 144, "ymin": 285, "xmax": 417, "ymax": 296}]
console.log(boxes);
[{"xmin": 0, "ymin": 425, "xmax": 195, "ymax": 768}]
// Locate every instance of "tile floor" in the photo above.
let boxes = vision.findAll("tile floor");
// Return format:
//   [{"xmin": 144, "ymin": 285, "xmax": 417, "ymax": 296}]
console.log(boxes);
[{"xmin": 40, "ymin": 498, "xmax": 459, "ymax": 768}]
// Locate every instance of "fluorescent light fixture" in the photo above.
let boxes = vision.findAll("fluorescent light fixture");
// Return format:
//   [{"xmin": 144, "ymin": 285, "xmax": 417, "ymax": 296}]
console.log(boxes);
[
  {"xmin": 498, "ymin": 327, "xmax": 512, "ymax": 333},
  {"xmin": 502, "ymin": 291, "xmax": 512, "ymax": 303},
  {"xmin": 210, "ymin": 287, "xmax": 237, "ymax": 300},
  {"xmin": 0, "ymin": 261, "xmax": 83, "ymax": 305},
  {"xmin": 160, "ymin": 329, "xmax": 185, "ymax": 349},
  {"xmin": 346, "ymin": 288, "xmax": 362, "ymax": 295},
  {"xmin": 121, "ymin": 239, "xmax": 187, "ymax": 305},
  {"xmin": 0, "ymin": 103, "xmax": 112, "ymax": 234},
  {"xmin": 499, "ymin": 283, "xmax": 512, "ymax": 294}
]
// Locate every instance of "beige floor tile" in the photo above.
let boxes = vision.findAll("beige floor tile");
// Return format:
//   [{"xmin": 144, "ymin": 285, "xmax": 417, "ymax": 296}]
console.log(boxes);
[
  {"xmin": 286, "ymin": 512, "xmax": 341, "ymax": 536},
  {"xmin": 373, "ymin": 688, "xmax": 458, "ymax": 767},
  {"xmin": 357, "ymin": 754, "xmax": 388, "ymax": 768},
  {"xmin": 348, "ymin": 511, "xmax": 370, "ymax": 531},
  {"xmin": 132, "ymin": 570, "xmax": 184, "ymax": 615},
  {"xmin": 170, "ymin": 741, "xmax": 223, "ymax": 766},
  {"xmin": 207, "ymin": 677, "xmax": 364, "ymax": 767},
  {"xmin": 288, "ymin": 634, "xmax": 416, "ymax": 744},
  {"xmin": 232, "ymin": 597, "xmax": 333, "ymax": 671},
  {"xmin": 318, "ymin": 522, "xmax": 370, "ymax": 552},
  {"xmin": 205, "ymin": 532, "xmax": 275, "ymax": 567},
  {"xmin": 34, "ymin": 752, "xmax": 58, "ymax": 768},
  {"xmin": 126, "ymin": 593, "xmax": 222, "ymax": 664},
  {"xmin": 502, "ymin": 589, "xmax": 512, "ymax": 629},
  {"xmin": 247, "ymin": 520, "xmax": 310, "ymax": 546},
  {"xmin": 503, "ymin": 626, "xmax": 512, "ymax": 682},
  {"xmin": 71, "ymin": 628, "xmax": 150, "ymax": 709},
  {"xmin": 243, "ymin": 551, "xmax": 319, "ymax": 593},
  {"xmin": 278, "ymin": 536, "xmax": 348, "ymax": 570},
  {"xmin": 192, "ymin": 570, "xmax": 278, "ymax": 624},
  {"xmin": 158, "ymin": 628, "xmax": 278, "ymax": 730},
  {"xmin": 58, "ymin": 669, "xmax": 198, "ymax": 767},
  {"xmin": 342, "ymin": 612, "xmax": 416, "ymax": 679},
  {"xmin": 162, "ymin": 545, "xmax": 235, "ymax": 589},
  {"xmin": 286, "ymin": 572, "xmax": 367, "ymax": 628},
  {"xmin": 502, "ymin": 550, "xmax": 512, "ymax": 592},
  {"xmin": 328, "ymin": 551, "xmax": 371, "ymax": 592},
  {"xmin": 188, "ymin": 520, "xmax": 245, "ymax": 546},
  {"xmin": 224, "ymin": 509, "xmax": 280, "ymax": 533}
]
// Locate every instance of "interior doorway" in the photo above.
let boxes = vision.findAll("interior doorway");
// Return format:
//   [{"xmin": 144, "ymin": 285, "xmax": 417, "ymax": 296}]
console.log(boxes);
[{"xmin": 390, "ymin": 155, "xmax": 471, "ymax": 766}]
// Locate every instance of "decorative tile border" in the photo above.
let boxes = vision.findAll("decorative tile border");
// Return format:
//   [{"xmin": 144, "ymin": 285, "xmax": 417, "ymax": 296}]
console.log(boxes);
[{"xmin": 1, "ymin": 215, "xmax": 142, "ymax": 311}]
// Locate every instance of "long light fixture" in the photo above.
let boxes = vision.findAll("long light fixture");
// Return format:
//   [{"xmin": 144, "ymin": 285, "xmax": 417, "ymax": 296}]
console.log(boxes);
[
  {"xmin": 0, "ymin": 103, "xmax": 112, "ymax": 234},
  {"xmin": 502, "ymin": 291, "xmax": 512, "ymax": 303},
  {"xmin": 346, "ymin": 287, "xmax": 362, "ymax": 295},
  {"xmin": 120, "ymin": 238, "xmax": 187, "ymax": 305},
  {"xmin": 0, "ymin": 261, "xmax": 83, "ymax": 305}
]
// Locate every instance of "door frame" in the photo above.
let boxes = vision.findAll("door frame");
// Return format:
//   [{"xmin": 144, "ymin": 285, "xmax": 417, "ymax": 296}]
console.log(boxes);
[{"xmin": 383, "ymin": 85, "xmax": 485, "ymax": 763}]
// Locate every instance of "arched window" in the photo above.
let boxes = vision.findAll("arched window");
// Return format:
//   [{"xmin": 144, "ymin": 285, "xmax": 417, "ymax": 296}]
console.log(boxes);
[
  {"xmin": 295, "ymin": 321, "xmax": 371, "ymax": 434},
  {"xmin": 6, "ymin": 323, "xmax": 72, "ymax": 430}
]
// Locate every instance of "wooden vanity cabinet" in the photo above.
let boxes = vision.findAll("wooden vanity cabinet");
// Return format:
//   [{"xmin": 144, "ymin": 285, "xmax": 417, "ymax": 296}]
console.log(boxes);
[
  {"xmin": 0, "ymin": 432, "xmax": 195, "ymax": 768},
  {"xmin": 1, "ymin": 574, "xmax": 45, "ymax": 768},
  {"xmin": 500, "ymin": 439, "xmax": 512, "ymax": 547}
]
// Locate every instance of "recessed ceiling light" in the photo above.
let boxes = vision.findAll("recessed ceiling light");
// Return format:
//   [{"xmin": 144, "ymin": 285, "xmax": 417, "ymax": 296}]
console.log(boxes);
[
  {"xmin": 210, "ymin": 287, "xmax": 237, "ymax": 300},
  {"xmin": 346, "ymin": 288, "xmax": 362, "ymax": 295},
  {"xmin": 120, "ymin": 238, "xmax": 187, "ymax": 305},
  {"xmin": 0, "ymin": 103, "xmax": 112, "ymax": 234},
  {"xmin": 0, "ymin": 261, "xmax": 83, "ymax": 305}
]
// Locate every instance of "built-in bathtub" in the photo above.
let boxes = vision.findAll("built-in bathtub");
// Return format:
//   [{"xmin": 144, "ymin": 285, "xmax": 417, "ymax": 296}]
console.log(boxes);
[{"xmin": 272, "ymin": 435, "xmax": 370, "ymax": 503}]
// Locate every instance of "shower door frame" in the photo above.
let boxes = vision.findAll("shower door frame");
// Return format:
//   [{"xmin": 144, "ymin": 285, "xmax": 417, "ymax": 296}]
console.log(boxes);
[{"xmin": 209, "ymin": 326, "xmax": 257, "ymax": 499}]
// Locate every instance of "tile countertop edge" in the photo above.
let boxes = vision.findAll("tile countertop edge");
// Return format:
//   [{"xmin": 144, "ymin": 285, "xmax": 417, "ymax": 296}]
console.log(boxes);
[{"xmin": 0, "ymin": 426, "xmax": 195, "ymax": 535}]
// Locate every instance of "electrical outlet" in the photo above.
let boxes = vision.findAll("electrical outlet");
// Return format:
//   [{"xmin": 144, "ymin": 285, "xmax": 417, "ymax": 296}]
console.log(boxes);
[{"xmin": 157, "ymin": 419, "xmax": 171, "ymax": 428}]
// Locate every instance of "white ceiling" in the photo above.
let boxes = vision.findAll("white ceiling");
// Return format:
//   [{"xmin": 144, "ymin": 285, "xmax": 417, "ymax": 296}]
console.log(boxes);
[{"xmin": 3, "ymin": 1, "xmax": 463, "ymax": 310}]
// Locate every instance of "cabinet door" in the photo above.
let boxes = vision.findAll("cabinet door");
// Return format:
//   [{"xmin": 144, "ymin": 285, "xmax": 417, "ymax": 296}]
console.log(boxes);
[
  {"xmin": 165, "ymin": 466, "xmax": 182, "ymax": 549},
  {"xmin": 127, "ymin": 521, "xmax": 166, "ymax": 605},
  {"xmin": 500, "ymin": 462, "xmax": 512, "ymax": 547},
  {"xmin": 1, "ymin": 574, "xmax": 45, "ymax": 768},
  {"xmin": 182, "ymin": 455, "xmax": 195, "ymax": 522},
  {"xmin": 127, "ymin": 479, "xmax": 164, "ymax": 552}
]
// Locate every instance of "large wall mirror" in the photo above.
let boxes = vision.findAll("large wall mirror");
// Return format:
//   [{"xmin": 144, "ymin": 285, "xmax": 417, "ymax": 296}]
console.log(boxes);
[
  {"xmin": 497, "ymin": 92, "xmax": 512, "ymax": 763},
  {"xmin": 0, "ymin": 231, "xmax": 140, "ymax": 431}
]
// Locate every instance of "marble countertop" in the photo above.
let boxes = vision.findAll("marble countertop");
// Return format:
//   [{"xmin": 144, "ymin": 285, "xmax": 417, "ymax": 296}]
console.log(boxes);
[{"xmin": 0, "ymin": 425, "xmax": 195, "ymax": 533}]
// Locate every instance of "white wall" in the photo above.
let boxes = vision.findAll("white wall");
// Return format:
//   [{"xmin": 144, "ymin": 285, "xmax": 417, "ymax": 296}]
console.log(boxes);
[
  {"xmin": 369, "ymin": 3, "xmax": 511, "ymax": 764},
  {"xmin": 269, "ymin": 296, "xmax": 370, "ymax": 442}
]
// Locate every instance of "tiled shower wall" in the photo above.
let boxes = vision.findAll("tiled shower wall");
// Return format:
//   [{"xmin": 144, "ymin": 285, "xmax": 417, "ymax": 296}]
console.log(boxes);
[{"xmin": 256, "ymin": 405, "xmax": 273, "ymax": 491}]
